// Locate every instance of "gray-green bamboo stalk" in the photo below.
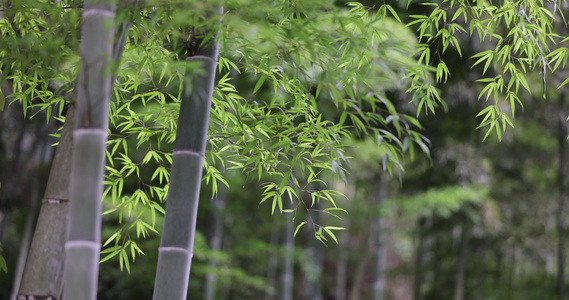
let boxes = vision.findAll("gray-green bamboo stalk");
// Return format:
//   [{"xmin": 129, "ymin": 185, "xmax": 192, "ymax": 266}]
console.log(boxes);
[
  {"xmin": 452, "ymin": 219, "xmax": 469, "ymax": 300},
  {"xmin": 372, "ymin": 175, "xmax": 387, "ymax": 300},
  {"xmin": 334, "ymin": 179, "xmax": 351, "ymax": 300},
  {"xmin": 17, "ymin": 102, "xmax": 74, "ymax": 299},
  {"xmin": 334, "ymin": 218, "xmax": 348, "ymax": 300},
  {"xmin": 11, "ymin": 175, "xmax": 40, "ymax": 300},
  {"xmin": 19, "ymin": 8, "xmax": 130, "ymax": 298},
  {"xmin": 204, "ymin": 194, "xmax": 225, "ymax": 300},
  {"xmin": 281, "ymin": 196, "xmax": 295, "ymax": 300},
  {"xmin": 413, "ymin": 218, "xmax": 427, "ymax": 300},
  {"xmin": 152, "ymin": 8, "xmax": 222, "ymax": 300},
  {"xmin": 264, "ymin": 220, "xmax": 280, "ymax": 300},
  {"xmin": 558, "ymin": 92, "xmax": 567, "ymax": 300},
  {"xmin": 62, "ymin": 1, "xmax": 116, "ymax": 299},
  {"xmin": 304, "ymin": 198, "xmax": 322, "ymax": 300}
]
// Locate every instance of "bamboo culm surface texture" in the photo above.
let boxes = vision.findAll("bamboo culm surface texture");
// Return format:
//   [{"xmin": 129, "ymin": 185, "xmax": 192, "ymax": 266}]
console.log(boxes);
[
  {"xmin": 62, "ymin": 1, "xmax": 115, "ymax": 299},
  {"xmin": 152, "ymin": 19, "xmax": 221, "ymax": 300}
]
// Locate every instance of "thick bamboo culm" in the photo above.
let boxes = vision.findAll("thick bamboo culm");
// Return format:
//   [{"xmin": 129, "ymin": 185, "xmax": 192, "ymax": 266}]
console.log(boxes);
[
  {"xmin": 152, "ymin": 9, "xmax": 222, "ymax": 299},
  {"xmin": 62, "ymin": 1, "xmax": 116, "ymax": 299}
]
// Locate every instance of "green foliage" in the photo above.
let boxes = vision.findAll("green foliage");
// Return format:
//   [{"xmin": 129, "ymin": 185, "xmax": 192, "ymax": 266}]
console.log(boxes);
[
  {"xmin": 387, "ymin": 185, "xmax": 488, "ymax": 220},
  {"xmin": 408, "ymin": 0, "xmax": 568, "ymax": 140},
  {"xmin": 0, "ymin": 242, "xmax": 6, "ymax": 273},
  {"xmin": 0, "ymin": 90, "xmax": 5, "ymax": 111},
  {"xmin": 93, "ymin": 0, "xmax": 439, "ymax": 263},
  {"xmin": 1, "ymin": 0, "xmax": 445, "ymax": 268},
  {"xmin": 0, "ymin": 0, "xmax": 78, "ymax": 119}
]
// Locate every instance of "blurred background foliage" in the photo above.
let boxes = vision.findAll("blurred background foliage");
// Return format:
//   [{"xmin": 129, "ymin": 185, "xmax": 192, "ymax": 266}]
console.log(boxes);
[{"xmin": 1, "ymin": 0, "xmax": 569, "ymax": 299}]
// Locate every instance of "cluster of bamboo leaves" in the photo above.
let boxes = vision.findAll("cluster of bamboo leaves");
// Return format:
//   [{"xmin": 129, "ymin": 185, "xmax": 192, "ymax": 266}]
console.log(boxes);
[
  {"xmin": 407, "ymin": 0, "xmax": 569, "ymax": 141},
  {"xmin": 0, "ymin": 0, "xmax": 444, "ymax": 270},
  {"xmin": 95, "ymin": 0, "xmax": 438, "ymax": 262}
]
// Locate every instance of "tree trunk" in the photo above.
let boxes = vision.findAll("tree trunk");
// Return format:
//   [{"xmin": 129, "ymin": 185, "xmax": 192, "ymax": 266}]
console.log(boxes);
[
  {"xmin": 453, "ymin": 219, "xmax": 469, "ymax": 300},
  {"xmin": 281, "ymin": 195, "xmax": 295, "ymax": 300},
  {"xmin": 18, "ymin": 6, "xmax": 130, "ymax": 297},
  {"xmin": 62, "ymin": 2, "xmax": 116, "ymax": 299},
  {"xmin": 335, "ymin": 217, "xmax": 348, "ymax": 300},
  {"xmin": 348, "ymin": 242, "xmax": 370, "ymax": 300},
  {"xmin": 152, "ymin": 8, "xmax": 221, "ymax": 300},
  {"xmin": 16, "ymin": 102, "xmax": 74, "ymax": 299},
  {"xmin": 372, "ymin": 175, "xmax": 387, "ymax": 300},
  {"xmin": 10, "ymin": 176, "xmax": 40, "ymax": 300},
  {"xmin": 264, "ymin": 220, "xmax": 280, "ymax": 300},
  {"xmin": 204, "ymin": 193, "xmax": 226, "ymax": 300},
  {"xmin": 413, "ymin": 218, "xmax": 427, "ymax": 300},
  {"xmin": 304, "ymin": 200, "xmax": 323, "ymax": 300},
  {"xmin": 558, "ymin": 92, "xmax": 567, "ymax": 300}
]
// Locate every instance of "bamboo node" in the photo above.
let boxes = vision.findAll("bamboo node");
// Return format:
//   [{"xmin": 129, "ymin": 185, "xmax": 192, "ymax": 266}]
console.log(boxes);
[{"xmin": 83, "ymin": 8, "xmax": 116, "ymax": 18}]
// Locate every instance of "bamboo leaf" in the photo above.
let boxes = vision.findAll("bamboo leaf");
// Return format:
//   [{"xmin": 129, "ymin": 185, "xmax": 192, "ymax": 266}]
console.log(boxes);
[
  {"xmin": 0, "ymin": 90, "xmax": 5, "ymax": 111},
  {"xmin": 253, "ymin": 75, "xmax": 266, "ymax": 94},
  {"xmin": 0, "ymin": 254, "xmax": 6, "ymax": 273},
  {"xmin": 323, "ymin": 227, "xmax": 339, "ymax": 244},
  {"xmin": 294, "ymin": 221, "xmax": 306, "ymax": 237}
]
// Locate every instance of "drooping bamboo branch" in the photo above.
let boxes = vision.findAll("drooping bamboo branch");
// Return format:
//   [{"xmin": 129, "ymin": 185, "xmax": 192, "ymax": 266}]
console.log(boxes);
[
  {"xmin": 152, "ymin": 7, "xmax": 222, "ymax": 300},
  {"xmin": 62, "ymin": 1, "xmax": 116, "ymax": 299}
]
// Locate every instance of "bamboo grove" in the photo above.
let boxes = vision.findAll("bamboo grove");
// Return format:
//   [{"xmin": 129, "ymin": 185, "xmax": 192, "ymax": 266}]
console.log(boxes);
[{"xmin": 1, "ymin": 0, "xmax": 568, "ymax": 299}]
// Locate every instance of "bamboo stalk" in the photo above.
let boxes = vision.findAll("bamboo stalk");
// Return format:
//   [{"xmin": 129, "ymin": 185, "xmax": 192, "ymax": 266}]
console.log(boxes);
[
  {"xmin": 372, "ymin": 175, "xmax": 387, "ymax": 300},
  {"xmin": 17, "ymin": 103, "xmax": 75, "ymax": 299},
  {"xmin": 281, "ymin": 195, "xmax": 295, "ymax": 300},
  {"xmin": 19, "ymin": 4, "xmax": 131, "ymax": 297},
  {"xmin": 152, "ymin": 7, "xmax": 222, "ymax": 300},
  {"xmin": 204, "ymin": 194, "xmax": 226, "ymax": 300},
  {"xmin": 62, "ymin": 1, "xmax": 116, "ymax": 299},
  {"xmin": 558, "ymin": 92, "xmax": 567, "ymax": 300}
]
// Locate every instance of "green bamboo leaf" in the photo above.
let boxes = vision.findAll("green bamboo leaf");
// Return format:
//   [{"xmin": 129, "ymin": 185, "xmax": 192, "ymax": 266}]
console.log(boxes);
[
  {"xmin": 294, "ymin": 221, "xmax": 306, "ymax": 237},
  {"xmin": 495, "ymin": 121, "xmax": 502, "ymax": 141},
  {"xmin": 280, "ymin": 171, "xmax": 291, "ymax": 190},
  {"xmin": 324, "ymin": 226, "xmax": 346, "ymax": 231},
  {"xmin": 482, "ymin": 122, "xmax": 495, "ymax": 142},
  {"xmin": 121, "ymin": 250, "xmax": 130, "ymax": 273},
  {"xmin": 0, "ymin": 254, "xmax": 6, "ymax": 273},
  {"xmin": 100, "ymin": 245, "xmax": 121, "ymax": 262},
  {"xmin": 253, "ymin": 75, "xmax": 266, "ymax": 94},
  {"xmin": 384, "ymin": 4, "xmax": 402, "ymax": 23},
  {"xmin": 559, "ymin": 77, "xmax": 569, "ymax": 89},
  {"xmin": 0, "ymin": 90, "xmax": 5, "ymax": 112}
]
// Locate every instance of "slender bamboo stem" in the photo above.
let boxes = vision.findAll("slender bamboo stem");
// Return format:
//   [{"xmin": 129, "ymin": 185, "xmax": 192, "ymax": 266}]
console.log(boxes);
[
  {"xmin": 304, "ymin": 192, "xmax": 322, "ymax": 300},
  {"xmin": 264, "ymin": 220, "xmax": 280, "ymax": 300},
  {"xmin": 413, "ymin": 218, "xmax": 427, "ymax": 300},
  {"xmin": 281, "ymin": 194, "xmax": 295, "ymax": 300},
  {"xmin": 558, "ymin": 92, "xmax": 567, "ymax": 300},
  {"xmin": 204, "ymin": 194, "xmax": 225, "ymax": 300},
  {"xmin": 372, "ymin": 175, "xmax": 387, "ymax": 300},
  {"xmin": 17, "ymin": 104, "xmax": 74, "ymax": 299},
  {"xmin": 453, "ymin": 219, "xmax": 469, "ymax": 300},
  {"xmin": 152, "ymin": 7, "xmax": 222, "ymax": 300},
  {"xmin": 18, "ymin": 9, "xmax": 131, "ymax": 296},
  {"xmin": 62, "ymin": 1, "xmax": 116, "ymax": 299},
  {"xmin": 335, "ymin": 218, "xmax": 348, "ymax": 300}
]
